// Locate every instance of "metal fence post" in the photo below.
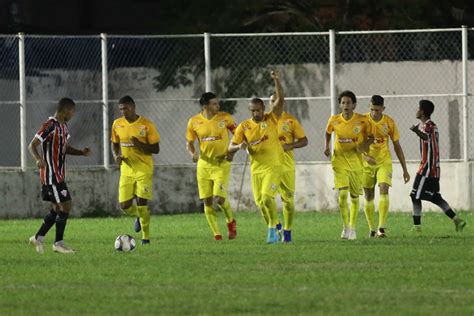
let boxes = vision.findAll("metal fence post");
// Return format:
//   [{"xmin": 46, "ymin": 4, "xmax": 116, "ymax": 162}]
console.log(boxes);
[
  {"xmin": 329, "ymin": 29, "xmax": 337, "ymax": 116},
  {"xmin": 204, "ymin": 32, "xmax": 212, "ymax": 92},
  {"xmin": 18, "ymin": 33, "xmax": 27, "ymax": 171},
  {"xmin": 101, "ymin": 33, "xmax": 110, "ymax": 169},
  {"xmin": 461, "ymin": 26, "xmax": 469, "ymax": 163}
]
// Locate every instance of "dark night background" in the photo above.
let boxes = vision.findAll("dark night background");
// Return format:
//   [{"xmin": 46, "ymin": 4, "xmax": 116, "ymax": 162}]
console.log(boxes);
[{"xmin": 1, "ymin": 0, "xmax": 473, "ymax": 35}]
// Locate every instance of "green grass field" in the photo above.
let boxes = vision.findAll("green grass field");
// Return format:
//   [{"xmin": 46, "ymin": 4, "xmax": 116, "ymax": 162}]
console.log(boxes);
[{"xmin": 1, "ymin": 211, "xmax": 473, "ymax": 316}]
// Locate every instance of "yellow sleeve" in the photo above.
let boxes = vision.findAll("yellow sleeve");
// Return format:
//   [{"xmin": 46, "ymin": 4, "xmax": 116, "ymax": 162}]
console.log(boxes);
[
  {"xmin": 293, "ymin": 118, "xmax": 306, "ymax": 139},
  {"xmin": 186, "ymin": 118, "xmax": 196, "ymax": 142},
  {"xmin": 147, "ymin": 120, "xmax": 160, "ymax": 144},
  {"xmin": 231, "ymin": 123, "xmax": 245, "ymax": 144},
  {"xmin": 390, "ymin": 118, "xmax": 400, "ymax": 142},
  {"xmin": 325, "ymin": 116, "xmax": 334, "ymax": 134},
  {"xmin": 226, "ymin": 114, "xmax": 237, "ymax": 133},
  {"xmin": 111, "ymin": 120, "xmax": 119, "ymax": 143}
]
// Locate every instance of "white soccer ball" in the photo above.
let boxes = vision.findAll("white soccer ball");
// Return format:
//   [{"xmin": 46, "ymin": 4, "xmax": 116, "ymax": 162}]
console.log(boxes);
[{"xmin": 114, "ymin": 234, "xmax": 136, "ymax": 252}]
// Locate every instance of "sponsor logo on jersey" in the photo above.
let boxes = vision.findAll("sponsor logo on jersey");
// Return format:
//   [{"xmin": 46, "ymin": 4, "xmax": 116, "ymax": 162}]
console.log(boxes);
[
  {"xmin": 249, "ymin": 135, "xmax": 269, "ymax": 146},
  {"xmin": 201, "ymin": 135, "xmax": 223, "ymax": 142},
  {"xmin": 338, "ymin": 138, "xmax": 357, "ymax": 143}
]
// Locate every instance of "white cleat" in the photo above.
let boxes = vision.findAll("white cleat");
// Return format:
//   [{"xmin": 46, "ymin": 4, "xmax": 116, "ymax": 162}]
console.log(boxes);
[
  {"xmin": 52, "ymin": 242, "xmax": 75, "ymax": 254},
  {"xmin": 348, "ymin": 229, "xmax": 357, "ymax": 240},
  {"xmin": 29, "ymin": 236, "xmax": 44, "ymax": 254},
  {"xmin": 340, "ymin": 227, "xmax": 350, "ymax": 239}
]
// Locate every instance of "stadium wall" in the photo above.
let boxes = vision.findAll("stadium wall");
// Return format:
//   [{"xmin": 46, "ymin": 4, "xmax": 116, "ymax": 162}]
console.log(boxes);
[{"xmin": 0, "ymin": 161, "xmax": 472, "ymax": 219}]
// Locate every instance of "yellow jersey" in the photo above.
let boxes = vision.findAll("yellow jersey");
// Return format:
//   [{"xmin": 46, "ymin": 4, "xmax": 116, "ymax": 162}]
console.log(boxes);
[
  {"xmin": 364, "ymin": 113, "xmax": 400, "ymax": 165},
  {"xmin": 325, "ymin": 112, "xmax": 371, "ymax": 170},
  {"xmin": 232, "ymin": 112, "xmax": 283, "ymax": 174},
  {"xmin": 278, "ymin": 112, "xmax": 306, "ymax": 172},
  {"xmin": 111, "ymin": 116, "xmax": 160, "ymax": 176},
  {"xmin": 186, "ymin": 112, "xmax": 236, "ymax": 166}
]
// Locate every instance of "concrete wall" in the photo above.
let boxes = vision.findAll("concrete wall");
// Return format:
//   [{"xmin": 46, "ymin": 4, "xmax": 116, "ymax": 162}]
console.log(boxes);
[{"xmin": 1, "ymin": 161, "xmax": 472, "ymax": 219}]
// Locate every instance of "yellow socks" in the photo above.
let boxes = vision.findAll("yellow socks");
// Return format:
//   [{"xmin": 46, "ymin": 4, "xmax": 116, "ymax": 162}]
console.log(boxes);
[
  {"xmin": 216, "ymin": 200, "xmax": 234, "ymax": 223},
  {"xmin": 364, "ymin": 199, "xmax": 375, "ymax": 232},
  {"xmin": 122, "ymin": 205, "xmax": 138, "ymax": 217},
  {"xmin": 338, "ymin": 190, "xmax": 350, "ymax": 228},
  {"xmin": 137, "ymin": 205, "xmax": 150, "ymax": 240},
  {"xmin": 283, "ymin": 200, "xmax": 295, "ymax": 231},
  {"xmin": 204, "ymin": 205, "xmax": 220, "ymax": 236},
  {"xmin": 350, "ymin": 196, "xmax": 359, "ymax": 229},
  {"xmin": 379, "ymin": 194, "xmax": 389, "ymax": 229}
]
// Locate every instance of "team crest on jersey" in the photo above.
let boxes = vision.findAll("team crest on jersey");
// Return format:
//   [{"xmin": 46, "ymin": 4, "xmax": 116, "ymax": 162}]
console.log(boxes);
[
  {"xmin": 353, "ymin": 126, "xmax": 361, "ymax": 134},
  {"xmin": 260, "ymin": 122, "xmax": 268, "ymax": 129},
  {"xmin": 218, "ymin": 120, "xmax": 226, "ymax": 128},
  {"xmin": 281, "ymin": 124, "xmax": 290, "ymax": 132},
  {"xmin": 270, "ymin": 183, "xmax": 277, "ymax": 191},
  {"xmin": 382, "ymin": 124, "xmax": 389, "ymax": 134},
  {"xmin": 138, "ymin": 126, "xmax": 146, "ymax": 137},
  {"xmin": 61, "ymin": 190, "xmax": 68, "ymax": 197}
]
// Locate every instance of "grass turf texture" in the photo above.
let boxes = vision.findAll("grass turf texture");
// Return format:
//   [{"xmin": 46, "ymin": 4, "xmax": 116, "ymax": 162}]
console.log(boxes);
[{"xmin": 1, "ymin": 211, "xmax": 473, "ymax": 316}]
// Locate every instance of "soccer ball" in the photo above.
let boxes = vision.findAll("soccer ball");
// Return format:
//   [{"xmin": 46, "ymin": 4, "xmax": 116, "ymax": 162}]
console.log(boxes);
[{"xmin": 114, "ymin": 234, "xmax": 136, "ymax": 252}]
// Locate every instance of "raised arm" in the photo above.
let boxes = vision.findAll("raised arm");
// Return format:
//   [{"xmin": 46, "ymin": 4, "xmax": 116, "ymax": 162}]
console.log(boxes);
[
  {"xmin": 270, "ymin": 70, "xmax": 284, "ymax": 117},
  {"xmin": 283, "ymin": 137, "xmax": 308, "ymax": 152},
  {"xmin": 66, "ymin": 145, "xmax": 90, "ymax": 156},
  {"xmin": 409, "ymin": 124, "xmax": 428, "ymax": 140},
  {"xmin": 393, "ymin": 140, "xmax": 410, "ymax": 183},
  {"xmin": 130, "ymin": 137, "xmax": 159, "ymax": 154}
]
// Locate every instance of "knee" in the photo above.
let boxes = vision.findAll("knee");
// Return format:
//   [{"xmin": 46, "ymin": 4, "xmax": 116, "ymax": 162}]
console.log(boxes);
[
  {"xmin": 120, "ymin": 200, "xmax": 133, "ymax": 210},
  {"xmin": 214, "ymin": 196, "xmax": 225, "ymax": 205},
  {"xmin": 203, "ymin": 197, "xmax": 213, "ymax": 207}
]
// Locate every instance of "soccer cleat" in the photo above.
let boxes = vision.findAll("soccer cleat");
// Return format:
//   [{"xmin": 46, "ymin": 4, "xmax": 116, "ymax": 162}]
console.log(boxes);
[
  {"xmin": 454, "ymin": 219, "xmax": 467, "ymax": 232},
  {"xmin": 283, "ymin": 230, "xmax": 292, "ymax": 243},
  {"xmin": 141, "ymin": 239, "xmax": 150, "ymax": 245},
  {"xmin": 340, "ymin": 227, "xmax": 350, "ymax": 239},
  {"xmin": 376, "ymin": 228, "xmax": 386, "ymax": 238},
  {"xmin": 227, "ymin": 219, "xmax": 237, "ymax": 240},
  {"xmin": 348, "ymin": 229, "xmax": 357, "ymax": 240},
  {"xmin": 266, "ymin": 228, "xmax": 279, "ymax": 244},
  {"xmin": 134, "ymin": 217, "xmax": 141, "ymax": 233},
  {"xmin": 29, "ymin": 236, "xmax": 44, "ymax": 254},
  {"xmin": 52, "ymin": 242, "xmax": 75, "ymax": 254},
  {"xmin": 369, "ymin": 231, "xmax": 376, "ymax": 238},
  {"xmin": 214, "ymin": 235, "xmax": 223, "ymax": 241}
]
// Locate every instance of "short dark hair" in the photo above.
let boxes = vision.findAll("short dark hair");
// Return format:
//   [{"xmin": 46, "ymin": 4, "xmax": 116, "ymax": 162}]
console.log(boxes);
[
  {"xmin": 338, "ymin": 90, "xmax": 357, "ymax": 104},
  {"xmin": 57, "ymin": 97, "xmax": 75, "ymax": 112},
  {"xmin": 250, "ymin": 98, "xmax": 264, "ymax": 108},
  {"xmin": 370, "ymin": 95, "xmax": 384, "ymax": 106},
  {"xmin": 199, "ymin": 92, "xmax": 217, "ymax": 106},
  {"xmin": 419, "ymin": 99, "xmax": 434, "ymax": 117},
  {"xmin": 119, "ymin": 95, "xmax": 135, "ymax": 106}
]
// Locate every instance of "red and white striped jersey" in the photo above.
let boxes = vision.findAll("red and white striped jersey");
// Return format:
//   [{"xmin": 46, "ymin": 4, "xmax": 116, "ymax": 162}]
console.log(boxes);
[
  {"xmin": 35, "ymin": 117, "xmax": 70, "ymax": 185},
  {"xmin": 416, "ymin": 119, "xmax": 440, "ymax": 178}
]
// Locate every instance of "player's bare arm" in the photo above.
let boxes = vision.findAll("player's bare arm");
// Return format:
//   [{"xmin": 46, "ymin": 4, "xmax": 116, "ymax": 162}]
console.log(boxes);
[
  {"xmin": 324, "ymin": 132, "xmax": 331, "ymax": 157},
  {"xmin": 228, "ymin": 142, "xmax": 247, "ymax": 154},
  {"xmin": 130, "ymin": 137, "xmax": 160, "ymax": 154},
  {"xmin": 283, "ymin": 136, "xmax": 308, "ymax": 152},
  {"xmin": 66, "ymin": 145, "xmax": 91, "ymax": 156},
  {"xmin": 111, "ymin": 142, "xmax": 123, "ymax": 166},
  {"xmin": 186, "ymin": 140, "xmax": 199, "ymax": 163},
  {"xmin": 270, "ymin": 70, "xmax": 284, "ymax": 117},
  {"xmin": 409, "ymin": 125, "xmax": 428, "ymax": 140},
  {"xmin": 393, "ymin": 140, "xmax": 410, "ymax": 183},
  {"xmin": 28, "ymin": 137, "xmax": 47, "ymax": 169}
]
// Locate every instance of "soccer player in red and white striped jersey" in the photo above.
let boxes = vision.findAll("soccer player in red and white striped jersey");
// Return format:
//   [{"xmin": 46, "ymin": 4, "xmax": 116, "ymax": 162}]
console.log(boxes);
[
  {"xmin": 409, "ymin": 100, "xmax": 466, "ymax": 233},
  {"xmin": 28, "ymin": 98, "xmax": 91, "ymax": 254}
]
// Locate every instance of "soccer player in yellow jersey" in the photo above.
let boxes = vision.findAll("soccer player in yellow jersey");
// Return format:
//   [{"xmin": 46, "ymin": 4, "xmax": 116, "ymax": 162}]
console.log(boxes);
[
  {"xmin": 270, "ymin": 96, "xmax": 308, "ymax": 243},
  {"xmin": 229, "ymin": 70, "xmax": 284, "ymax": 244},
  {"xmin": 325, "ymin": 90, "xmax": 373, "ymax": 240},
  {"xmin": 362, "ymin": 95, "xmax": 410, "ymax": 238},
  {"xmin": 111, "ymin": 96, "xmax": 160, "ymax": 245},
  {"xmin": 186, "ymin": 92, "xmax": 237, "ymax": 241}
]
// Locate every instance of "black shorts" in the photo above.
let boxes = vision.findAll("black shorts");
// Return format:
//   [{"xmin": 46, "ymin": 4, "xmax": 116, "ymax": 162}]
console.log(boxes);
[
  {"xmin": 42, "ymin": 182, "xmax": 72, "ymax": 204},
  {"xmin": 410, "ymin": 174, "xmax": 440, "ymax": 201}
]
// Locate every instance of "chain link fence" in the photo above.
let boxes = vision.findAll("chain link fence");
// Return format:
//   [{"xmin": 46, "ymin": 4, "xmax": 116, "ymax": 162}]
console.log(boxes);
[{"xmin": 0, "ymin": 29, "xmax": 472, "ymax": 167}]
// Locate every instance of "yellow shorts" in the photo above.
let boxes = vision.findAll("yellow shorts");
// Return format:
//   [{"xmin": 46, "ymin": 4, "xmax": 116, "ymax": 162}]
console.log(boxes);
[
  {"xmin": 332, "ymin": 166, "xmax": 363, "ymax": 196},
  {"xmin": 119, "ymin": 173, "xmax": 153, "ymax": 203},
  {"xmin": 251, "ymin": 167, "xmax": 281, "ymax": 205},
  {"xmin": 196, "ymin": 160, "xmax": 231, "ymax": 199},
  {"xmin": 363, "ymin": 160, "xmax": 393, "ymax": 188},
  {"xmin": 279, "ymin": 169, "xmax": 295, "ymax": 201}
]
